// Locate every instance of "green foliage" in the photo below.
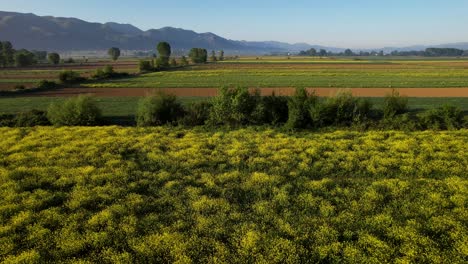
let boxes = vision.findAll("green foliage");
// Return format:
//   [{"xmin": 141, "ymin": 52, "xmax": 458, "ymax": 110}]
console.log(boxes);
[
  {"xmin": 92, "ymin": 65, "xmax": 129, "ymax": 80},
  {"xmin": 156, "ymin": 42, "xmax": 171, "ymax": 68},
  {"xmin": 37, "ymin": 80, "xmax": 58, "ymax": 90},
  {"xmin": 383, "ymin": 89, "xmax": 408, "ymax": 118},
  {"xmin": 14, "ymin": 49, "xmax": 37, "ymax": 67},
  {"xmin": 48, "ymin": 52, "xmax": 60, "ymax": 65},
  {"xmin": 189, "ymin": 48, "xmax": 208, "ymax": 63},
  {"xmin": 219, "ymin": 50, "xmax": 225, "ymax": 61},
  {"xmin": 254, "ymin": 94, "xmax": 289, "ymax": 125},
  {"xmin": 418, "ymin": 105, "xmax": 465, "ymax": 130},
  {"xmin": 58, "ymin": 70, "xmax": 85, "ymax": 84},
  {"xmin": 208, "ymin": 87, "xmax": 261, "ymax": 126},
  {"xmin": 285, "ymin": 87, "xmax": 317, "ymax": 129},
  {"xmin": 180, "ymin": 101, "xmax": 212, "ymax": 126},
  {"xmin": 139, "ymin": 60, "xmax": 153, "ymax": 73},
  {"xmin": 136, "ymin": 94, "xmax": 185, "ymax": 126},
  {"xmin": 210, "ymin": 50, "xmax": 218, "ymax": 62},
  {"xmin": 13, "ymin": 110, "xmax": 50, "ymax": 127},
  {"xmin": 310, "ymin": 90, "xmax": 373, "ymax": 127},
  {"xmin": 108, "ymin": 47, "xmax": 121, "ymax": 61},
  {"xmin": 47, "ymin": 95, "xmax": 102, "ymax": 126},
  {"xmin": 1, "ymin": 41, "xmax": 15, "ymax": 66}
]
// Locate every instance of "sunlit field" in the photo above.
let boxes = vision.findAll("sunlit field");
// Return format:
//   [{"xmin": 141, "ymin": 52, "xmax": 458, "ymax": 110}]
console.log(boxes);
[{"xmin": 0, "ymin": 127, "xmax": 467, "ymax": 262}]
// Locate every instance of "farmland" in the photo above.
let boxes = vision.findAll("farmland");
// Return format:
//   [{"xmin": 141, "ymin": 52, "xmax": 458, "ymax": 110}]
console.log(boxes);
[
  {"xmin": 0, "ymin": 127, "xmax": 467, "ymax": 262},
  {"xmin": 85, "ymin": 59, "xmax": 468, "ymax": 89}
]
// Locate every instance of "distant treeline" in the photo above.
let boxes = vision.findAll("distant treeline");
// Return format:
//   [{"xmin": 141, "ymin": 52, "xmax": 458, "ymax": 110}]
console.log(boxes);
[
  {"xmin": 299, "ymin": 47, "xmax": 468, "ymax": 57},
  {"xmin": 0, "ymin": 41, "xmax": 50, "ymax": 67}
]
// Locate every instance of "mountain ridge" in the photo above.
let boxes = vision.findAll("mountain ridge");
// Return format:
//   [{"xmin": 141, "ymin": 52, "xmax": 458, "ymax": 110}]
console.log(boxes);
[{"xmin": 0, "ymin": 11, "xmax": 466, "ymax": 54}]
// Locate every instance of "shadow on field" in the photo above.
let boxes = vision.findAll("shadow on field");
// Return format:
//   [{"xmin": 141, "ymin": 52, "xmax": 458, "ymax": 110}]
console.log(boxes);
[{"xmin": 102, "ymin": 115, "xmax": 136, "ymax": 126}]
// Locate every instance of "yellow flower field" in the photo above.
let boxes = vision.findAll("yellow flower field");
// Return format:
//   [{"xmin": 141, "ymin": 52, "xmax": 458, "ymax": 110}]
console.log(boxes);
[{"xmin": 0, "ymin": 127, "xmax": 467, "ymax": 263}]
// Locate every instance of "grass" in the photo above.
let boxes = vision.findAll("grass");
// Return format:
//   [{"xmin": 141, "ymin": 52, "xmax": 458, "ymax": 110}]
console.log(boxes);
[{"xmin": 83, "ymin": 62, "xmax": 468, "ymax": 88}]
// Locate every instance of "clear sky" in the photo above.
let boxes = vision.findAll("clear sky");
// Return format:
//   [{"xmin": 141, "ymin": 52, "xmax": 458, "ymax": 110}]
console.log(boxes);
[{"xmin": 1, "ymin": 0, "xmax": 467, "ymax": 48}]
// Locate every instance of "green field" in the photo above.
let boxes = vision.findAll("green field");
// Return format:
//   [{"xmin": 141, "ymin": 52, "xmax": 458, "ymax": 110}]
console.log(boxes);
[
  {"xmin": 82, "ymin": 60, "xmax": 468, "ymax": 88},
  {"xmin": 0, "ymin": 127, "xmax": 466, "ymax": 262}
]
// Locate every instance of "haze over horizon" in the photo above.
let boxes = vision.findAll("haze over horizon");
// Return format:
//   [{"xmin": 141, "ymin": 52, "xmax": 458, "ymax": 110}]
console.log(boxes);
[{"xmin": 1, "ymin": 0, "xmax": 468, "ymax": 49}]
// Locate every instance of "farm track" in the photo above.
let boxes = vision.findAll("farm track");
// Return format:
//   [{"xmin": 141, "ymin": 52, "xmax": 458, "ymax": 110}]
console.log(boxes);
[{"xmin": 14, "ymin": 87, "xmax": 468, "ymax": 98}]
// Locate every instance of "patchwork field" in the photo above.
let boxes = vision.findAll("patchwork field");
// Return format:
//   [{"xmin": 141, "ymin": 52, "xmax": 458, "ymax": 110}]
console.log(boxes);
[
  {"xmin": 0, "ymin": 127, "xmax": 467, "ymax": 262},
  {"xmin": 84, "ymin": 59, "xmax": 468, "ymax": 89},
  {"xmin": 0, "ymin": 61, "xmax": 138, "ymax": 91}
]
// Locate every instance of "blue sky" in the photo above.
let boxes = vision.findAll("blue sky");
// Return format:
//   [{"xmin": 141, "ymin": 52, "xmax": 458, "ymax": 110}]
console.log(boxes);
[{"xmin": 2, "ymin": 0, "xmax": 467, "ymax": 48}]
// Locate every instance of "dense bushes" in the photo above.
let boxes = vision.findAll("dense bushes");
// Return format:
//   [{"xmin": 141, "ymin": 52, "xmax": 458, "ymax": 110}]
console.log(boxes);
[
  {"xmin": 418, "ymin": 104, "xmax": 465, "ymax": 130},
  {"xmin": 285, "ymin": 88, "xmax": 317, "ymax": 129},
  {"xmin": 92, "ymin": 65, "xmax": 129, "ymax": 80},
  {"xmin": 47, "ymin": 95, "xmax": 102, "ymax": 126},
  {"xmin": 136, "ymin": 93, "xmax": 185, "ymax": 126},
  {"xmin": 58, "ymin": 70, "xmax": 86, "ymax": 84}
]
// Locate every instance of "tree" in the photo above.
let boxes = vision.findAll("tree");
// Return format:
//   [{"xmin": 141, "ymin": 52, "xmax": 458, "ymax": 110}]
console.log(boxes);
[
  {"xmin": 189, "ymin": 48, "xmax": 208, "ymax": 63},
  {"xmin": 156, "ymin": 42, "xmax": 171, "ymax": 68},
  {"xmin": 2, "ymin": 41, "xmax": 15, "ymax": 66},
  {"xmin": 344, "ymin": 49, "xmax": 354, "ymax": 56},
  {"xmin": 108, "ymin": 47, "xmax": 121, "ymax": 61},
  {"xmin": 14, "ymin": 50, "xmax": 36, "ymax": 67},
  {"xmin": 32, "ymin": 50, "xmax": 47, "ymax": 61},
  {"xmin": 48, "ymin": 53, "xmax": 60, "ymax": 65},
  {"xmin": 219, "ymin": 50, "xmax": 225, "ymax": 61},
  {"xmin": 319, "ymin": 49, "xmax": 327, "ymax": 57},
  {"xmin": 210, "ymin": 50, "xmax": 217, "ymax": 62}
]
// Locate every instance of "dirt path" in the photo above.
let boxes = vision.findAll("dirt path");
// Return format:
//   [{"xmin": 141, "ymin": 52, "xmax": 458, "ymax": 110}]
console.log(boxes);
[{"xmin": 6, "ymin": 87, "xmax": 468, "ymax": 98}]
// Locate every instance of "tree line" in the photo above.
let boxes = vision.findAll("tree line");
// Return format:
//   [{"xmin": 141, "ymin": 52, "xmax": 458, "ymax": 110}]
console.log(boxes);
[
  {"xmin": 138, "ymin": 42, "xmax": 224, "ymax": 72},
  {"xmin": 299, "ymin": 47, "xmax": 468, "ymax": 57}
]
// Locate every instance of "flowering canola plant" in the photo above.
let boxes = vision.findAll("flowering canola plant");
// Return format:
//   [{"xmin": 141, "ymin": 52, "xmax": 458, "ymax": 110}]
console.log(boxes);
[{"xmin": 0, "ymin": 127, "xmax": 467, "ymax": 263}]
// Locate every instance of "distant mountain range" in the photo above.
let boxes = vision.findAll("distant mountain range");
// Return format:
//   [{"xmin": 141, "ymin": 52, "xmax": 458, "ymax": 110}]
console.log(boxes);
[{"xmin": 1, "ymin": 11, "xmax": 467, "ymax": 54}]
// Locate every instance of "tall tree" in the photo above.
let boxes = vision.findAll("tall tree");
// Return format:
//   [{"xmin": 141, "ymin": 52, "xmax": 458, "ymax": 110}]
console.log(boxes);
[
  {"xmin": 2, "ymin": 41, "xmax": 15, "ymax": 66},
  {"xmin": 210, "ymin": 50, "xmax": 217, "ymax": 62},
  {"xmin": 156, "ymin": 42, "xmax": 171, "ymax": 68},
  {"xmin": 319, "ymin": 49, "xmax": 327, "ymax": 57},
  {"xmin": 108, "ymin": 47, "xmax": 121, "ymax": 61},
  {"xmin": 344, "ymin": 49, "xmax": 354, "ymax": 56},
  {"xmin": 48, "ymin": 53, "xmax": 60, "ymax": 65},
  {"xmin": 219, "ymin": 50, "xmax": 224, "ymax": 61},
  {"xmin": 14, "ymin": 49, "xmax": 36, "ymax": 67},
  {"xmin": 189, "ymin": 48, "xmax": 208, "ymax": 64}
]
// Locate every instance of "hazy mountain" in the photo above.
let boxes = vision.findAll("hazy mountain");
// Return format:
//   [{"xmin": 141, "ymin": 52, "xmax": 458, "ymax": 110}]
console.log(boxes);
[
  {"xmin": 104, "ymin": 22, "xmax": 143, "ymax": 36},
  {"xmin": 0, "ymin": 11, "xmax": 466, "ymax": 54}
]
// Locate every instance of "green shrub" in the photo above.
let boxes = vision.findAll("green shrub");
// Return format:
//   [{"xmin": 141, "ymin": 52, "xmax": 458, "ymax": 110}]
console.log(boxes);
[
  {"xmin": 92, "ymin": 65, "xmax": 129, "ymax": 80},
  {"xmin": 58, "ymin": 70, "xmax": 85, "ymax": 84},
  {"xmin": 251, "ymin": 94, "xmax": 289, "ymax": 125},
  {"xmin": 0, "ymin": 114, "xmax": 15, "ymax": 127},
  {"xmin": 379, "ymin": 113, "xmax": 417, "ymax": 131},
  {"xmin": 139, "ymin": 60, "xmax": 153, "ymax": 73},
  {"xmin": 208, "ymin": 87, "xmax": 260, "ymax": 126},
  {"xmin": 383, "ymin": 89, "xmax": 408, "ymax": 118},
  {"xmin": 417, "ymin": 105, "xmax": 464, "ymax": 130},
  {"xmin": 310, "ymin": 90, "xmax": 373, "ymax": 127},
  {"xmin": 285, "ymin": 88, "xmax": 317, "ymax": 129},
  {"xmin": 47, "ymin": 96, "xmax": 102, "ymax": 126},
  {"xmin": 180, "ymin": 101, "xmax": 212, "ymax": 126},
  {"xmin": 14, "ymin": 110, "xmax": 50, "ymax": 127},
  {"xmin": 136, "ymin": 94, "xmax": 185, "ymax": 126},
  {"xmin": 37, "ymin": 80, "xmax": 58, "ymax": 90}
]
